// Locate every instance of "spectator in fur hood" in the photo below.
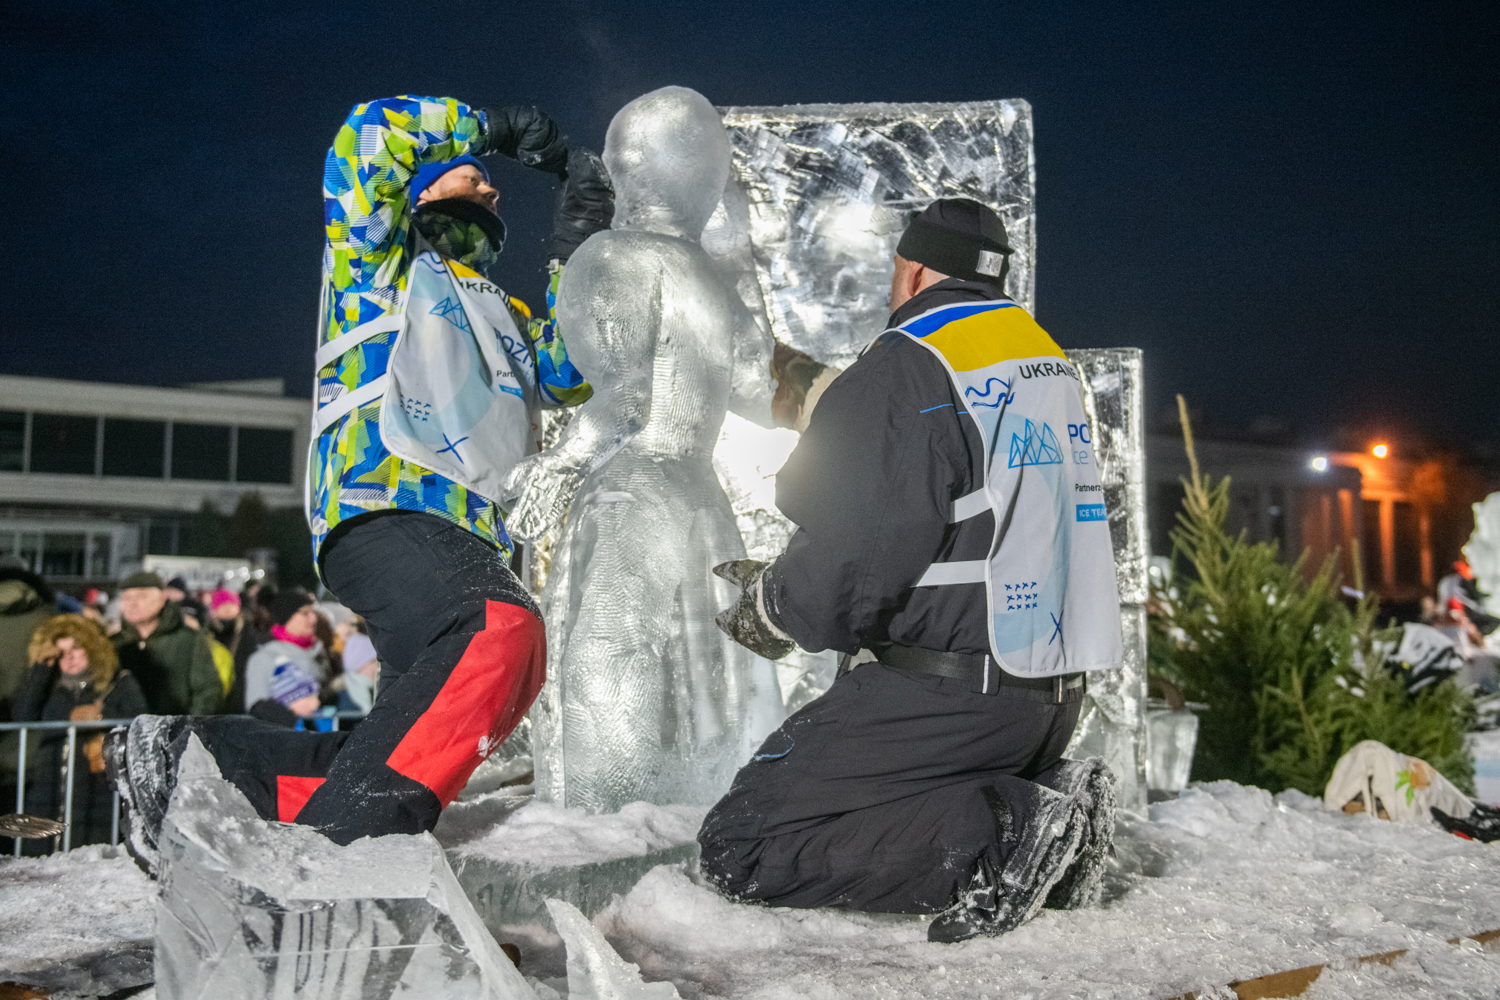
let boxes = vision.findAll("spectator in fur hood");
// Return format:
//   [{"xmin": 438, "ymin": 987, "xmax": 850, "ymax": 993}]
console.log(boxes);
[{"xmin": 14, "ymin": 614, "xmax": 147, "ymax": 848}]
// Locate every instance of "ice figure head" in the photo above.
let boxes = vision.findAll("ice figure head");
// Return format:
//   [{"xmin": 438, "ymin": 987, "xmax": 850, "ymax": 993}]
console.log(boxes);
[{"xmin": 605, "ymin": 86, "xmax": 730, "ymax": 241}]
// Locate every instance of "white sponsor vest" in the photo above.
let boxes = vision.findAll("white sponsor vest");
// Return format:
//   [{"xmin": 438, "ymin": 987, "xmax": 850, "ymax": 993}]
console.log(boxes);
[
  {"xmin": 308, "ymin": 242, "xmax": 542, "ymax": 510},
  {"xmin": 893, "ymin": 300, "xmax": 1123, "ymax": 678}
]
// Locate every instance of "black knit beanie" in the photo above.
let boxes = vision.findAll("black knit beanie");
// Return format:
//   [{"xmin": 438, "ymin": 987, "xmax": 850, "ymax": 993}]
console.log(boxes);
[
  {"xmin": 895, "ymin": 198, "xmax": 1013, "ymax": 287},
  {"xmin": 264, "ymin": 586, "xmax": 315, "ymax": 627}
]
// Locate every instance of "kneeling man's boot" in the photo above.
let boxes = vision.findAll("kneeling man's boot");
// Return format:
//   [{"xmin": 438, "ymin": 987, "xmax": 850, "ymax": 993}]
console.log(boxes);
[
  {"xmin": 104, "ymin": 715, "xmax": 195, "ymax": 878},
  {"xmin": 1036, "ymin": 757, "xmax": 1119, "ymax": 909},
  {"xmin": 928, "ymin": 783, "xmax": 1084, "ymax": 943}
]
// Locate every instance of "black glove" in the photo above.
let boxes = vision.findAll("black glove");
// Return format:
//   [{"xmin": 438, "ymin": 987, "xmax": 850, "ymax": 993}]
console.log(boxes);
[
  {"xmin": 549, "ymin": 147, "xmax": 615, "ymax": 263},
  {"xmin": 482, "ymin": 105, "xmax": 569, "ymax": 175},
  {"xmin": 713, "ymin": 559, "xmax": 796, "ymax": 660}
]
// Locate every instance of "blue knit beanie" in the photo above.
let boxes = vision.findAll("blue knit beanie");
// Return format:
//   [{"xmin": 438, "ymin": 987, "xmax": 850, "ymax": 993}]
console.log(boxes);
[
  {"xmin": 410, "ymin": 155, "xmax": 490, "ymax": 205},
  {"xmin": 270, "ymin": 661, "xmax": 320, "ymax": 707}
]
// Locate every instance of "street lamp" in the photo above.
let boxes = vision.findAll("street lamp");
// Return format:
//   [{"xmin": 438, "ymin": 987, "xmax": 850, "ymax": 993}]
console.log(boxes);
[
  {"xmin": 1372, "ymin": 443, "xmax": 1389, "ymax": 459},
  {"xmin": 1310, "ymin": 456, "xmax": 1329, "ymax": 472}
]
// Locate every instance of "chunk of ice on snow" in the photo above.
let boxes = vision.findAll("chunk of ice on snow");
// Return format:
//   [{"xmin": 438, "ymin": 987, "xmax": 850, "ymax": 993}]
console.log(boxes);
[
  {"xmin": 154, "ymin": 735, "xmax": 534, "ymax": 999},
  {"xmin": 545, "ymin": 898, "xmax": 682, "ymax": 999}
]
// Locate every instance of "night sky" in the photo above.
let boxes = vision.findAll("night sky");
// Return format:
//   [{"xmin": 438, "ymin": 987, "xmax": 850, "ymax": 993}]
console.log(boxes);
[{"xmin": 6, "ymin": 3, "xmax": 1496, "ymax": 452}]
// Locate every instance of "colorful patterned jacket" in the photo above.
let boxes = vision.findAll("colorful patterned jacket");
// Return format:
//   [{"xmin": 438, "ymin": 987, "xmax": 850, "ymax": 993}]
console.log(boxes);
[{"xmin": 312, "ymin": 96, "xmax": 592, "ymax": 564}]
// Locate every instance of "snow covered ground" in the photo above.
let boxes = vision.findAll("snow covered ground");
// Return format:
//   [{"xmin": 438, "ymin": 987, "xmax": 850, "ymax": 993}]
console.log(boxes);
[
  {"xmin": 600, "ymin": 782, "xmax": 1500, "ymax": 999},
  {"xmin": 2, "ymin": 781, "xmax": 1498, "ymax": 998},
  {"xmin": 0, "ymin": 845, "xmax": 153, "ymax": 994}
]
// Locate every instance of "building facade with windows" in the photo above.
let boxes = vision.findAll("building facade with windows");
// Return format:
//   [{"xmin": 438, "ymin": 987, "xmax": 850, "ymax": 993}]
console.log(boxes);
[
  {"xmin": 1148, "ymin": 432, "xmax": 1495, "ymax": 609},
  {"xmin": 0, "ymin": 375, "xmax": 310, "ymax": 586}
]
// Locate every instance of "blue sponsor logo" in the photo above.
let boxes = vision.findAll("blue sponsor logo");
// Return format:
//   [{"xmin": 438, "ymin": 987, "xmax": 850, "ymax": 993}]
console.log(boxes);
[
  {"xmin": 1007, "ymin": 419, "xmax": 1063, "ymax": 468},
  {"xmin": 1076, "ymin": 503, "xmax": 1107, "ymax": 522},
  {"xmin": 964, "ymin": 377, "xmax": 1015, "ymax": 408}
]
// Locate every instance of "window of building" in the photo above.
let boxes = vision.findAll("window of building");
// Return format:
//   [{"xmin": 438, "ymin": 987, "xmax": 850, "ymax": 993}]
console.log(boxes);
[
  {"xmin": 236, "ymin": 426, "xmax": 294, "ymax": 484},
  {"xmin": 0, "ymin": 411, "xmax": 23, "ymax": 472},
  {"xmin": 89, "ymin": 533, "xmax": 113, "ymax": 578},
  {"xmin": 1361, "ymin": 498, "xmax": 1383, "ymax": 589},
  {"xmin": 102, "ymin": 418, "xmax": 166, "ymax": 478},
  {"xmin": 40, "ymin": 532, "xmax": 87, "ymax": 577},
  {"xmin": 171, "ymin": 422, "xmax": 232, "ymax": 481},
  {"xmin": 146, "ymin": 519, "xmax": 180, "ymax": 556},
  {"xmin": 1393, "ymin": 501, "xmax": 1422, "ymax": 587},
  {"xmin": 29, "ymin": 414, "xmax": 97, "ymax": 475}
]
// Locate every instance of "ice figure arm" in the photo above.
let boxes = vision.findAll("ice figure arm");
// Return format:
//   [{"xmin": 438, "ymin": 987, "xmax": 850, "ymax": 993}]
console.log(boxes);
[
  {"xmin": 323, "ymin": 96, "xmax": 487, "ymax": 262},
  {"xmin": 703, "ymin": 177, "xmax": 779, "ymax": 429},
  {"xmin": 766, "ymin": 336, "xmax": 972, "ymax": 653},
  {"xmin": 499, "ymin": 239, "xmax": 657, "ymax": 539}
]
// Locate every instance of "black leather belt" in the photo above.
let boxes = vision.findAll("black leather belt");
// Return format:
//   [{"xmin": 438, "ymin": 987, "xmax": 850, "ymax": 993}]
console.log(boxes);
[{"xmin": 868, "ymin": 643, "xmax": 1085, "ymax": 700}]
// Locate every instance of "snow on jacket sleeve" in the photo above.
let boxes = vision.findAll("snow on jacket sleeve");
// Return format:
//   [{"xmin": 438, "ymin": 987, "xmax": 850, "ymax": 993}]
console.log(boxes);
[{"xmin": 765, "ymin": 334, "xmax": 974, "ymax": 655}]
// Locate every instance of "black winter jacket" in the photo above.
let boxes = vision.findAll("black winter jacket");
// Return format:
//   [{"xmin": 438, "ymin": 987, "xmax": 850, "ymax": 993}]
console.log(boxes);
[
  {"xmin": 12, "ymin": 662, "xmax": 150, "ymax": 725},
  {"xmin": 764, "ymin": 279, "xmax": 1021, "ymax": 657}
]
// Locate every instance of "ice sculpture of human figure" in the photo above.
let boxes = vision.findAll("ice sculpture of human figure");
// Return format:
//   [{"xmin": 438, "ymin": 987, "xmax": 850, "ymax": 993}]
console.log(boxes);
[{"xmin": 502, "ymin": 86, "xmax": 784, "ymax": 812}]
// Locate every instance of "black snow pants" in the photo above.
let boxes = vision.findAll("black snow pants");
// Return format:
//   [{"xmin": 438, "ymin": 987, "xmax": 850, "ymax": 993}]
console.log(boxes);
[
  {"xmin": 697, "ymin": 661, "xmax": 1082, "ymax": 913},
  {"xmin": 190, "ymin": 512, "xmax": 544, "ymax": 845}
]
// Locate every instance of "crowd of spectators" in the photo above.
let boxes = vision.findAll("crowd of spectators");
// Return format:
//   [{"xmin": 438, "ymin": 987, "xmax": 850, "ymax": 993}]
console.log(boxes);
[{"xmin": 0, "ymin": 558, "xmax": 378, "ymax": 852}]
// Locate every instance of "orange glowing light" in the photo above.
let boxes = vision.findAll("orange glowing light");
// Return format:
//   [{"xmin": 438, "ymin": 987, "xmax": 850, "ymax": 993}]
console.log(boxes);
[{"xmin": 1372, "ymin": 443, "xmax": 1389, "ymax": 458}]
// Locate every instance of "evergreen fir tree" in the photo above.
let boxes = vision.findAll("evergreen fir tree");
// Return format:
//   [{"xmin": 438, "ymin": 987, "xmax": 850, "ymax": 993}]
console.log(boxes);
[{"xmin": 1150, "ymin": 397, "xmax": 1474, "ymax": 795}]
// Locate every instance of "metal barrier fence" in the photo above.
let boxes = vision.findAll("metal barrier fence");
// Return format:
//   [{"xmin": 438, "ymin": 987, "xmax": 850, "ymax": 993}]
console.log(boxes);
[{"xmin": 2, "ymin": 713, "xmax": 368, "ymax": 857}]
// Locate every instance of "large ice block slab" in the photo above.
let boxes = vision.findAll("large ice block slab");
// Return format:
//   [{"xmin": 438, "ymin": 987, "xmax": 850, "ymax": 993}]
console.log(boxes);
[
  {"xmin": 1464, "ymin": 491, "xmax": 1500, "ymax": 618},
  {"xmin": 1067, "ymin": 349, "xmax": 1150, "ymax": 812},
  {"xmin": 154, "ymin": 737, "xmax": 534, "ymax": 1000},
  {"xmin": 441, "ymin": 797, "xmax": 703, "ymax": 965},
  {"xmin": 717, "ymin": 100, "xmax": 1036, "ymax": 369},
  {"xmin": 1147, "ymin": 709, "xmax": 1201, "ymax": 792}
]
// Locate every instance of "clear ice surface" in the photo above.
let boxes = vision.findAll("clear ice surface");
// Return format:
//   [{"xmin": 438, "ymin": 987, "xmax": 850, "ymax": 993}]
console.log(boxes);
[
  {"xmin": 1146, "ymin": 709, "xmax": 1200, "ymax": 792},
  {"xmin": 716, "ymin": 100, "xmax": 1036, "ymax": 369},
  {"xmin": 514, "ymin": 87, "xmax": 784, "ymax": 813},
  {"xmin": 441, "ymin": 796, "xmax": 702, "ymax": 961},
  {"xmin": 1065, "ymin": 349, "xmax": 1150, "ymax": 810},
  {"xmin": 153, "ymin": 736, "xmax": 534, "ymax": 1000},
  {"xmin": 545, "ymin": 898, "xmax": 683, "ymax": 999},
  {"xmin": 1464, "ymin": 491, "xmax": 1500, "ymax": 619}
]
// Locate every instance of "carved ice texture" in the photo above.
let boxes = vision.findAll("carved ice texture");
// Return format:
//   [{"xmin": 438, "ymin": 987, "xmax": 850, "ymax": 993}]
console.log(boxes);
[
  {"xmin": 1146, "ymin": 709, "xmax": 1200, "ymax": 792},
  {"xmin": 154, "ymin": 736, "xmax": 533, "ymax": 1000},
  {"xmin": 522, "ymin": 87, "xmax": 783, "ymax": 812},
  {"xmin": 1464, "ymin": 491, "xmax": 1500, "ymax": 618},
  {"xmin": 1067, "ymin": 349, "xmax": 1150, "ymax": 811},
  {"xmin": 706, "ymin": 103, "xmax": 1149, "ymax": 798},
  {"xmin": 545, "ymin": 898, "xmax": 683, "ymax": 999}
]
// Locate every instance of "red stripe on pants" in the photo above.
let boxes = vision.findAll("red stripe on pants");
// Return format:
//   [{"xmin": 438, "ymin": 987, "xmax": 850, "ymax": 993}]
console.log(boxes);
[
  {"xmin": 385, "ymin": 600, "xmax": 546, "ymax": 806},
  {"xmin": 278, "ymin": 775, "xmax": 326, "ymax": 822}
]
